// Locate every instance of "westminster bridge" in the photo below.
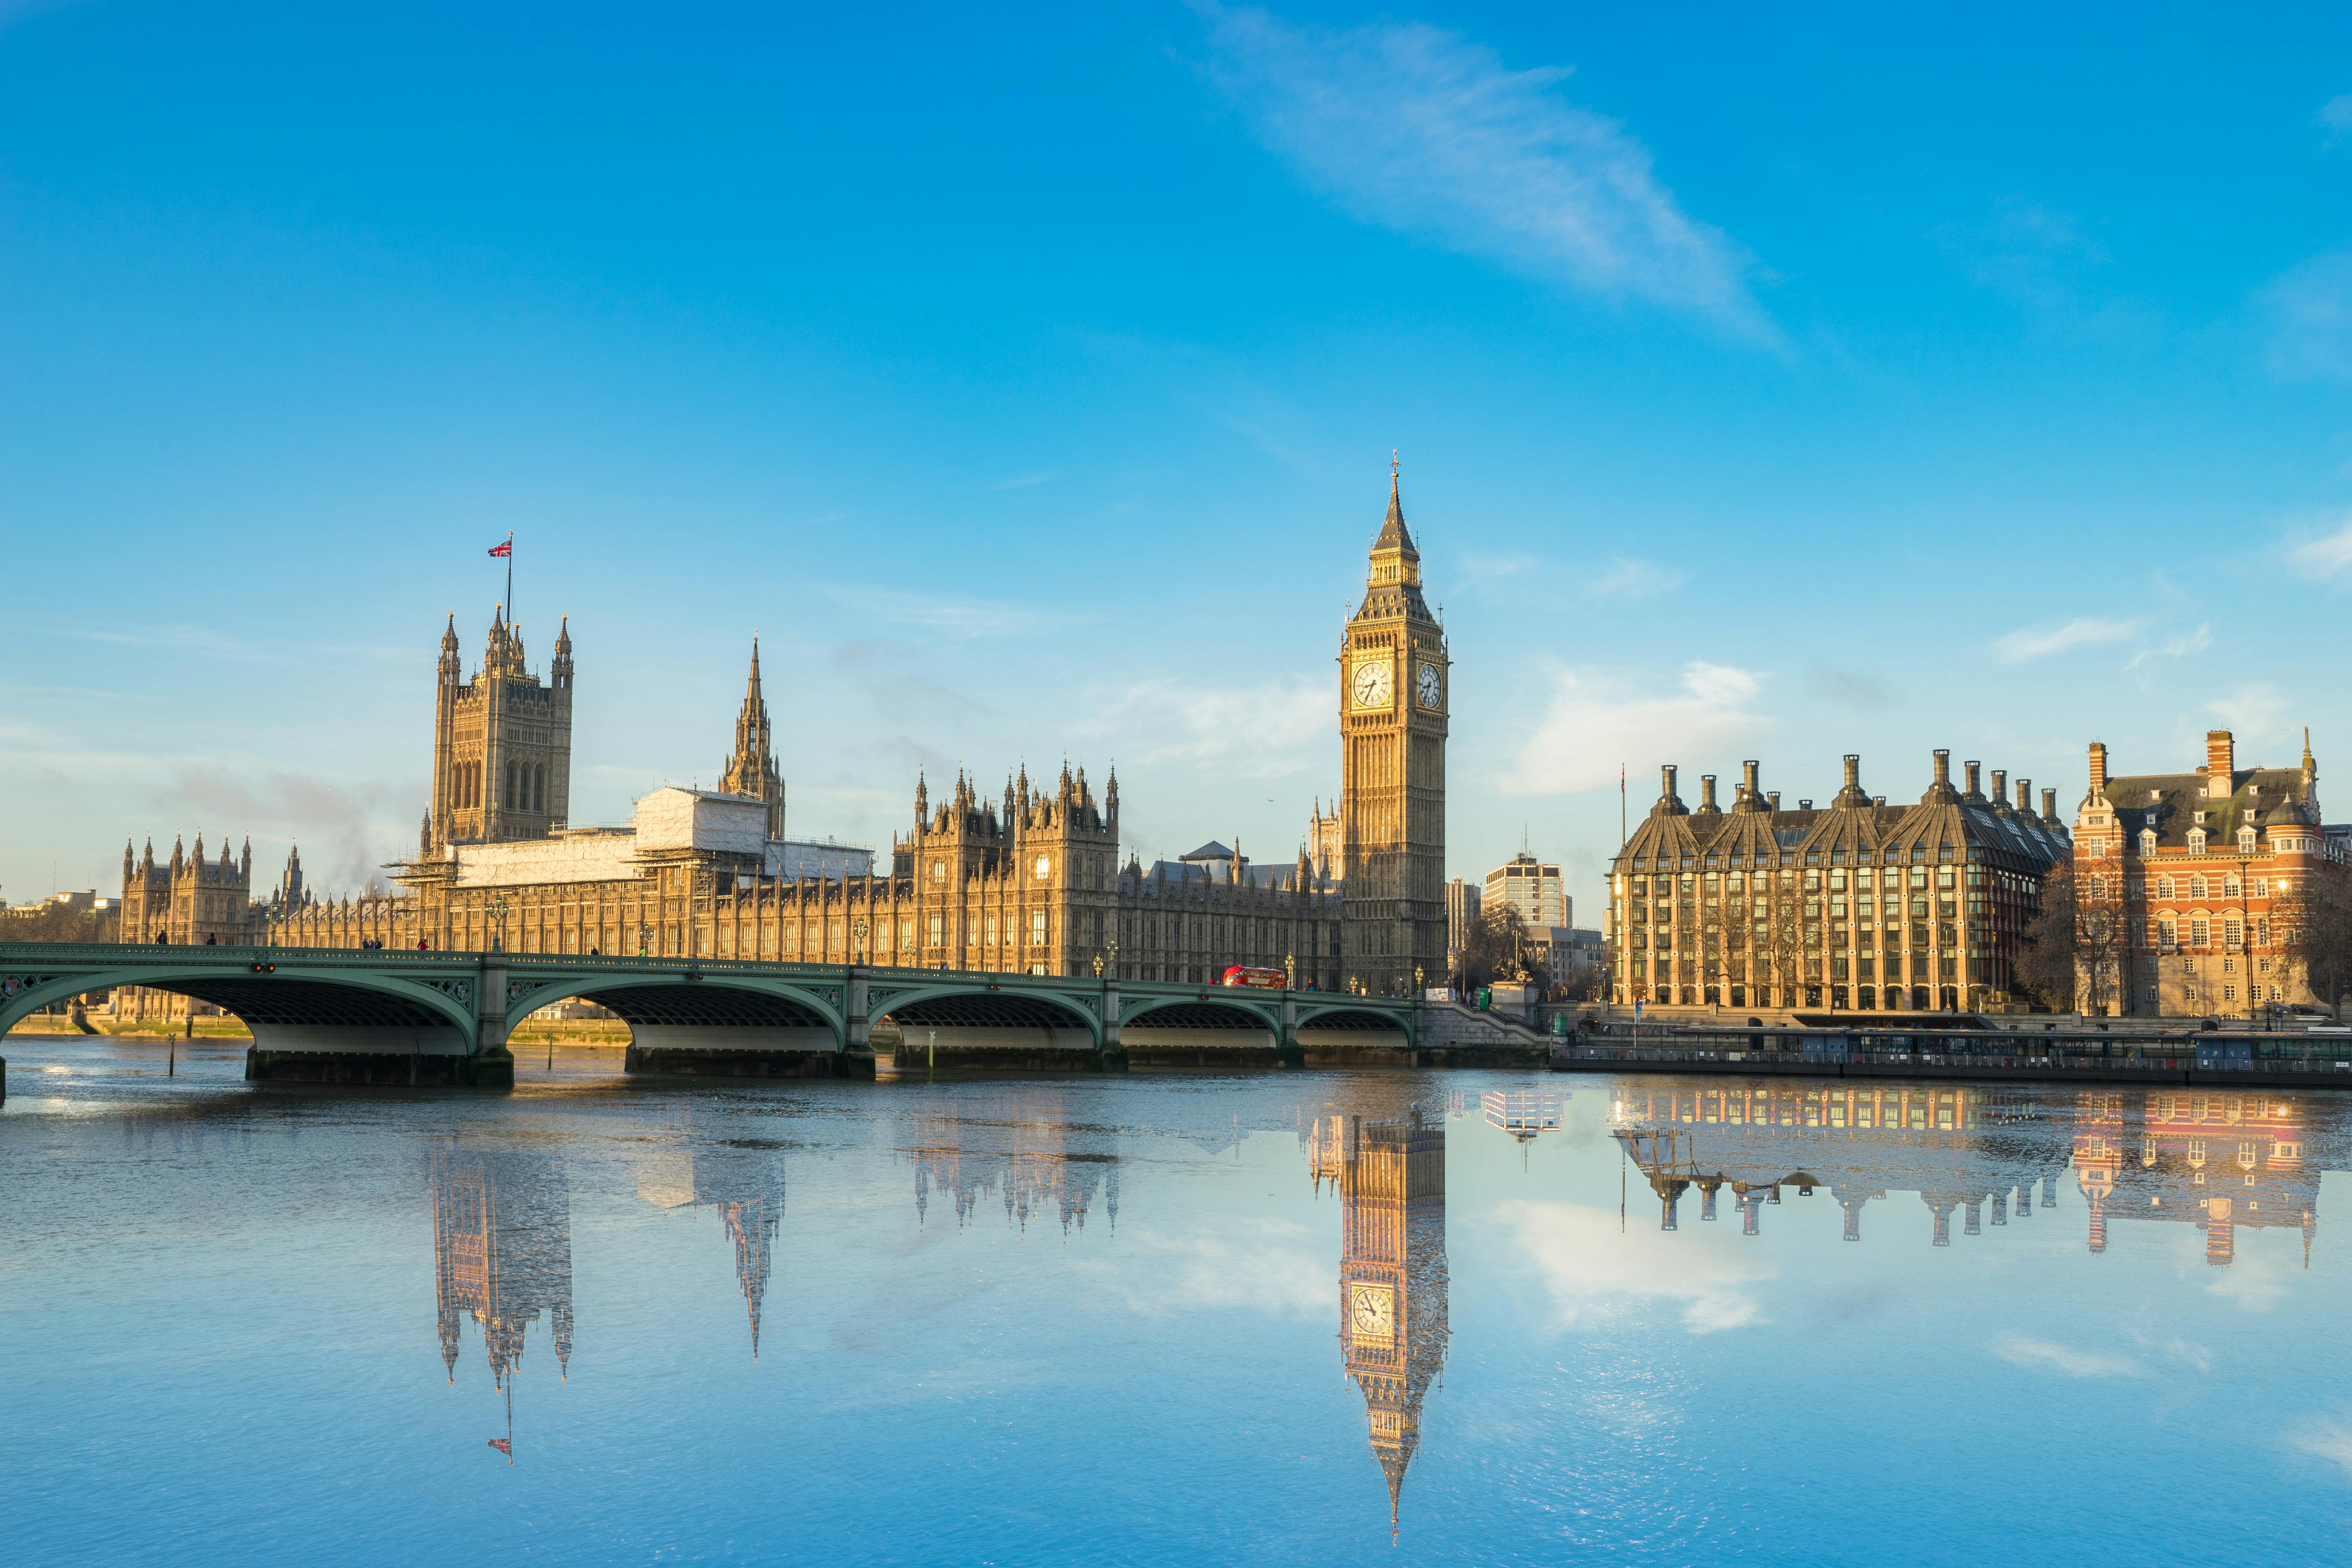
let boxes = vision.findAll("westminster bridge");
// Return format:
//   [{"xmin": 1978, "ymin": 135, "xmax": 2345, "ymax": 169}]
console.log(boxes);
[{"xmin": 0, "ymin": 943, "xmax": 1428, "ymax": 1087}]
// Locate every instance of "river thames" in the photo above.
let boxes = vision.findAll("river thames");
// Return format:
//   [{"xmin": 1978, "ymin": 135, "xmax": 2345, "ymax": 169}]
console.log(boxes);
[{"xmin": 4, "ymin": 1035, "xmax": 2348, "ymax": 1565}]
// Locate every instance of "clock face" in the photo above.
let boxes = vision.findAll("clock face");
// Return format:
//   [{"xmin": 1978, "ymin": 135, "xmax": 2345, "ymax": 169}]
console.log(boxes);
[
  {"xmin": 1350, "ymin": 659, "xmax": 1392, "ymax": 711},
  {"xmin": 1348, "ymin": 1282, "xmax": 1396, "ymax": 1339},
  {"xmin": 1034, "ymin": 855, "xmax": 1051, "ymax": 880},
  {"xmin": 1416, "ymin": 661, "xmax": 1442, "ymax": 710}
]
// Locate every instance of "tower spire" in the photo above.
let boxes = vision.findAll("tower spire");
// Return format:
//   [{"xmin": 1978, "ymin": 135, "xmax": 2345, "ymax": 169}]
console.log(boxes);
[{"xmin": 718, "ymin": 636, "xmax": 785, "ymax": 840}]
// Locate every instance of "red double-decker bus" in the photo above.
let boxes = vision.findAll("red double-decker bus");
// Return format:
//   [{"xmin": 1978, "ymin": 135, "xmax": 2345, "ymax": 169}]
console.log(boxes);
[{"xmin": 1221, "ymin": 966, "xmax": 1286, "ymax": 989}]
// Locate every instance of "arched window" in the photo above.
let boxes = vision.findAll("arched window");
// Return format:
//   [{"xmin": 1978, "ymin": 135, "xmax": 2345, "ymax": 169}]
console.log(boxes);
[
  {"xmin": 2191, "ymin": 916, "xmax": 2210, "ymax": 947},
  {"xmin": 2190, "ymin": 875, "xmax": 2209, "ymax": 899},
  {"xmin": 2188, "ymin": 828, "xmax": 2207, "ymax": 852},
  {"xmin": 2225, "ymin": 916, "xmax": 2243, "ymax": 948},
  {"xmin": 2141, "ymin": 829, "xmax": 2158, "ymax": 857},
  {"xmin": 2223, "ymin": 874, "xmax": 2241, "ymax": 898},
  {"xmin": 2239, "ymin": 827, "xmax": 2257, "ymax": 853},
  {"xmin": 2159, "ymin": 916, "xmax": 2176, "ymax": 949}
]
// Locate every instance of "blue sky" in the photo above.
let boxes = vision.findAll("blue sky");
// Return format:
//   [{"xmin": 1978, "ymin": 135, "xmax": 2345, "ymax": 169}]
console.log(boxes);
[{"xmin": 6, "ymin": 2, "xmax": 2352, "ymax": 918}]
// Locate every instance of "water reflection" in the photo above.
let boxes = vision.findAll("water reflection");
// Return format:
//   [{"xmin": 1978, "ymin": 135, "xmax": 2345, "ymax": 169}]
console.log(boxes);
[
  {"xmin": 904, "ymin": 1095, "xmax": 1120, "ymax": 1233},
  {"xmin": 1310, "ymin": 1108, "xmax": 1450, "ymax": 1533},
  {"xmin": 1613, "ymin": 1083, "xmax": 2329, "ymax": 1265},
  {"xmin": 633, "ymin": 1134, "xmax": 785, "ymax": 1358},
  {"xmin": 430, "ymin": 1146, "xmax": 574, "ymax": 1456}
]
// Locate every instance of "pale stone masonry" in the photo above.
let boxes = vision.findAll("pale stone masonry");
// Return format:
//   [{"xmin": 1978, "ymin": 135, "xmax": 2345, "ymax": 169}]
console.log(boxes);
[
  {"xmin": 123, "ymin": 474, "xmax": 1427, "ymax": 992},
  {"xmin": 2073, "ymin": 730, "xmax": 2347, "ymax": 1018},
  {"xmin": 1608, "ymin": 752, "xmax": 2070, "ymax": 1013},
  {"xmin": 1337, "ymin": 473, "xmax": 1450, "ymax": 994}
]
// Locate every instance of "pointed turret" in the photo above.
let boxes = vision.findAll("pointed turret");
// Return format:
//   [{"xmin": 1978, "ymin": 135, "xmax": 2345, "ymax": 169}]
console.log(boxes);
[
  {"xmin": 122, "ymin": 839, "xmax": 134, "ymax": 891},
  {"xmin": 718, "ymin": 637, "xmax": 785, "ymax": 839},
  {"xmin": 551, "ymin": 614, "xmax": 573, "ymax": 691},
  {"xmin": 1355, "ymin": 460, "xmax": 1434, "ymax": 622}
]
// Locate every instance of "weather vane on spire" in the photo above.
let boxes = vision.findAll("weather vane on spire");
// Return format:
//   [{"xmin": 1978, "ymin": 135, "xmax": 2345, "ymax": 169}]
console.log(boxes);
[{"xmin": 1391, "ymin": 448, "xmax": 1399, "ymax": 479}]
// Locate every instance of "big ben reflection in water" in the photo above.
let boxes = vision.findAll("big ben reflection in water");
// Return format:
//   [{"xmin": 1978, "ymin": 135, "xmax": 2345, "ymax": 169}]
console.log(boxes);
[{"xmin": 1314, "ymin": 1110, "xmax": 1448, "ymax": 1534}]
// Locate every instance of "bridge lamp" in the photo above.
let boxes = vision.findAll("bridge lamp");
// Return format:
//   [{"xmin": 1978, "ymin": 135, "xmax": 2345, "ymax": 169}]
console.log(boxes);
[
  {"xmin": 1092, "ymin": 952, "xmax": 1104, "ymax": 979},
  {"xmin": 852, "ymin": 917, "xmax": 870, "ymax": 965},
  {"xmin": 489, "ymin": 895, "xmax": 509, "ymax": 954}
]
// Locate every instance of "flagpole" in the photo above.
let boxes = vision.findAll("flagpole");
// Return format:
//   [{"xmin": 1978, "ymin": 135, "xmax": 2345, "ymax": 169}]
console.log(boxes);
[{"xmin": 505, "ymin": 531, "xmax": 514, "ymax": 630}]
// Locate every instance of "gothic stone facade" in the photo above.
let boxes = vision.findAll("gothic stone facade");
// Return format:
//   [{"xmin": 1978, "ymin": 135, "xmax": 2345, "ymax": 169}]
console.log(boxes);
[
  {"xmin": 1338, "ymin": 474, "xmax": 1450, "ymax": 995},
  {"xmin": 429, "ymin": 608, "xmax": 574, "ymax": 849},
  {"xmin": 1609, "ymin": 751, "xmax": 2070, "ymax": 1013},
  {"xmin": 158, "ymin": 473, "xmax": 1427, "ymax": 993},
  {"xmin": 2072, "ymin": 730, "xmax": 2344, "ymax": 1018}
]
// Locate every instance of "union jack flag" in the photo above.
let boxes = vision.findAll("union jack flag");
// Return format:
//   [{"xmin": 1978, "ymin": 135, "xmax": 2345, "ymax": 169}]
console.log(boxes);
[
  {"xmin": 488, "ymin": 1438, "xmax": 512, "ymax": 1456},
  {"xmin": 487, "ymin": 541, "xmax": 512, "ymax": 558}
]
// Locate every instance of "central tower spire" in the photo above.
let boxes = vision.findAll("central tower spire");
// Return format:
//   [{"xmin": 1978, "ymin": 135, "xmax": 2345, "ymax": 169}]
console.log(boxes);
[{"xmin": 719, "ymin": 637, "xmax": 786, "ymax": 841}]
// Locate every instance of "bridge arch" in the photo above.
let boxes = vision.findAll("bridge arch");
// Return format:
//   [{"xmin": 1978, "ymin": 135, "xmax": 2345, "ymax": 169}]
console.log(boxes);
[
  {"xmin": 866, "ymin": 978, "xmax": 1104, "ymax": 1057},
  {"xmin": 0, "ymin": 960, "xmax": 480, "ymax": 1043},
  {"xmin": 1120, "ymin": 995, "xmax": 1283, "ymax": 1033},
  {"xmin": 502, "ymin": 971, "xmax": 847, "ymax": 1043}
]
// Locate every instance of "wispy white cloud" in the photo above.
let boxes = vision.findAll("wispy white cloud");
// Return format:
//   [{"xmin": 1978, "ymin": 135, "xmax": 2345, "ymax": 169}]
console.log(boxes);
[
  {"xmin": 2261, "ymin": 249, "xmax": 2352, "ymax": 381},
  {"xmin": 824, "ymin": 586, "xmax": 1066, "ymax": 639},
  {"xmin": 1071, "ymin": 1216, "xmax": 1328, "ymax": 1319},
  {"xmin": 2293, "ymin": 1418, "xmax": 2352, "ymax": 1478},
  {"xmin": 2126, "ymin": 623, "xmax": 2212, "ymax": 670},
  {"xmin": 1991, "ymin": 617, "xmax": 2144, "ymax": 663},
  {"xmin": 2205, "ymin": 682, "xmax": 2292, "ymax": 749},
  {"xmin": 1085, "ymin": 673, "xmax": 1327, "ymax": 781},
  {"xmin": 1504, "ymin": 660, "xmax": 1772, "ymax": 794},
  {"xmin": 2127, "ymin": 1327, "xmax": 2212, "ymax": 1372},
  {"xmin": 2323, "ymin": 94, "xmax": 2352, "ymax": 148},
  {"xmin": 1993, "ymin": 1334, "xmax": 2146, "ymax": 1380},
  {"xmin": 1458, "ymin": 550, "xmax": 1542, "ymax": 586},
  {"xmin": 1590, "ymin": 556, "xmax": 1685, "ymax": 601},
  {"xmin": 1501, "ymin": 1199, "xmax": 1772, "ymax": 1334},
  {"xmin": 2289, "ymin": 511, "xmax": 2352, "ymax": 581},
  {"xmin": 1195, "ymin": 4, "xmax": 1770, "ymax": 338},
  {"xmin": 2204, "ymin": 1237, "xmax": 2296, "ymax": 1309},
  {"xmin": 1941, "ymin": 197, "xmax": 2107, "ymax": 313}
]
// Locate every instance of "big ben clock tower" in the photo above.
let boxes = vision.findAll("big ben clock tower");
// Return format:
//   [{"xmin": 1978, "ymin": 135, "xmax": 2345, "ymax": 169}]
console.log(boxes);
[{"xmin": 1340, "ymin": 460, "xmax": 1448, "ymax": 996}]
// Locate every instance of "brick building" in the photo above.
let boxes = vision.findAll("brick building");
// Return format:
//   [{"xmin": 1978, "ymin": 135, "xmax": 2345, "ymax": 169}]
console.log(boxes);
[{"xmin": 2071, "ymin": 730, "xmax": 2346, "ymax": 1018}]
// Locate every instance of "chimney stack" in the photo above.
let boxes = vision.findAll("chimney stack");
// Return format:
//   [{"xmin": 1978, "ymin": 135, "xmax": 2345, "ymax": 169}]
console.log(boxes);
[
  {"xmin": 1991, "ymin": 769, "xmax": 2008, "ymax": 809},
  {"xmin": 2206, "ymin": 730, "xmax": 2235, "ymax": 799},
  {"xmin": 1844, "ymin": 755, "xmax": 1861, "ymax": 789},
  {"xmin": 2017, "ymin": 778, "xmax": 2032, "ymax": 813},
  {"xmin": 1964, "ymin": 760, "xmax": 1983, "ymax": 801},
  {"xmin": 2042, "ymin": 788, "xmax": 2057, "ymax": 822},
  {"xmin": 1768, "ymin": 791, "xmax": 1781, "ymax": 812},
  {"xmin": 1933, "ymin": 749, "xmax": 1952, "ymax": 788},
  {"xmin": 1661, "ymin": 764, "xmax": 1679, "ymax": 802},
  {"xmin": 2088, "ymin": 741, "xmax": 2108, "ymax": 795},
  {"xmin": 1700, "ymin": 774, "xmax": 1719, "ymax": 813}
]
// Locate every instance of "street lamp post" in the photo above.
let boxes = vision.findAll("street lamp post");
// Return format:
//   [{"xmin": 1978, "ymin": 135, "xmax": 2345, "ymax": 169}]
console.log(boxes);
[{"xmin": 489, "ymin": 895, "xmax": 509, "ymax": 954}]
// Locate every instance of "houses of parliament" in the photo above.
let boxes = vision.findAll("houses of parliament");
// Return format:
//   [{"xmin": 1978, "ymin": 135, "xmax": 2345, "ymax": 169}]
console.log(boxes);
[{"xmin": 113, "ymin": 473, "xmax": 1452, "ymax": 998}]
